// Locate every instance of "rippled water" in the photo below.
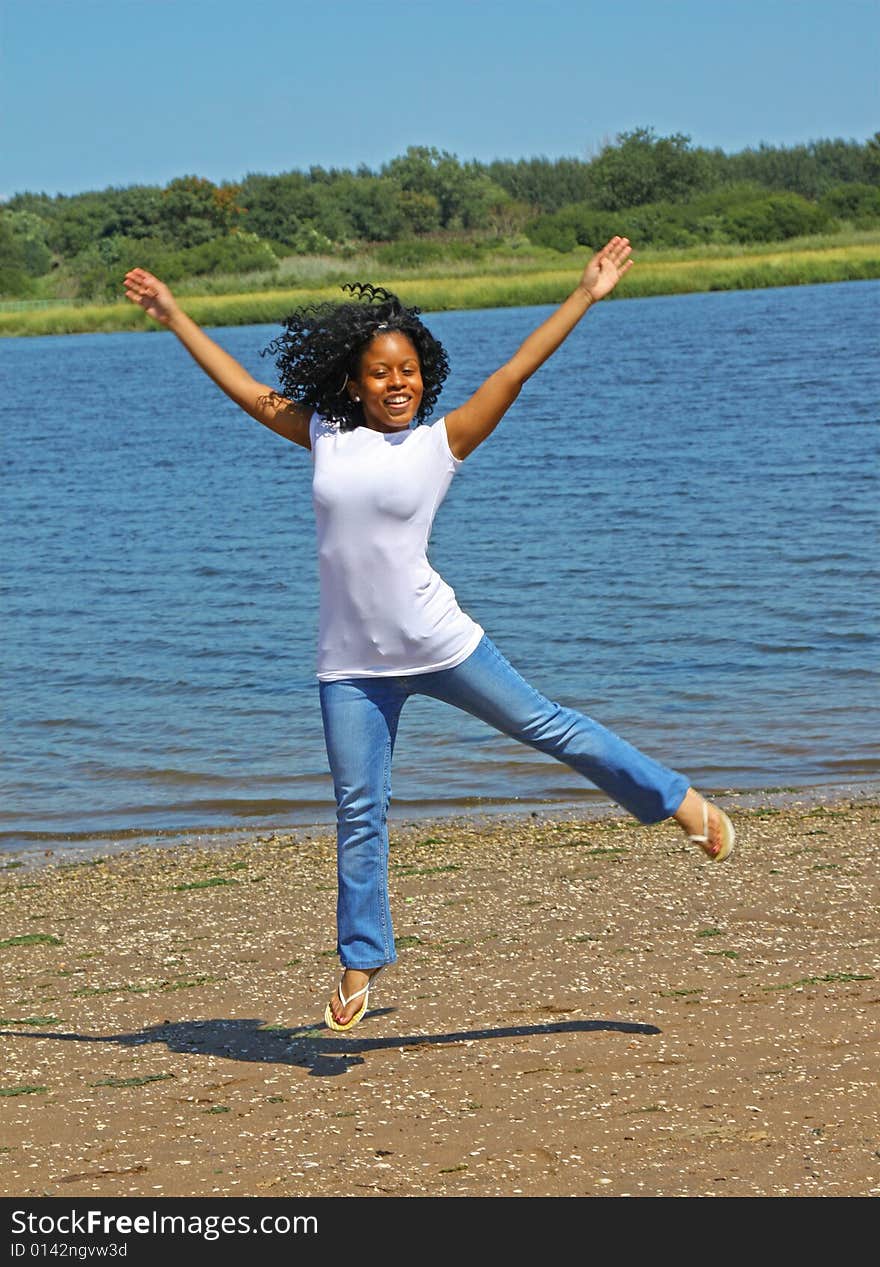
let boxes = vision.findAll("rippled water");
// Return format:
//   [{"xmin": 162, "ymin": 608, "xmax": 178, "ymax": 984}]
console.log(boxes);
[{"xmin": 2, "ymin": 280, "xmax": 878, "ymax": 853}]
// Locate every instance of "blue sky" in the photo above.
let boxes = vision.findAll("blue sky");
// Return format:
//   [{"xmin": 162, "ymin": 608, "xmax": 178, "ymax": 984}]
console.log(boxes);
[{"xmin": 2, "ymin": 0, "xmax": 878, "ymax": 198}]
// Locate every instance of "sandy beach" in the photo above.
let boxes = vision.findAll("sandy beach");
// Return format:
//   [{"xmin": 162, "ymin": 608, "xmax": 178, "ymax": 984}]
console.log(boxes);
[{"xmin": 1, "ymin": 788, "xmax": 878, "ymax": 1199}]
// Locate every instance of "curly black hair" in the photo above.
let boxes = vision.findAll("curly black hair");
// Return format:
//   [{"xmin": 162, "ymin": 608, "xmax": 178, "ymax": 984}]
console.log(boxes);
[{"xmin": 261, "ymin": 283, "xmax": 450, "ymax": 430}]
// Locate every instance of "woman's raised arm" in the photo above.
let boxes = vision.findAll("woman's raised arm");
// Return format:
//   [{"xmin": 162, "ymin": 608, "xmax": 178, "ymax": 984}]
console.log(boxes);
[
  {"xmin": 444, "ymin": 237, "xmax": 632, "ymax": 461},
  {"xmin": 123, "ymin": 268, "xmax": 312, "ymax": 449}
]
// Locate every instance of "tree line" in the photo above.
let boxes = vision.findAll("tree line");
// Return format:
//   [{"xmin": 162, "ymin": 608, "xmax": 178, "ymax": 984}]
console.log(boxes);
[{"xmin": 3, "ymin": 129, "xmax": 879, "ymax": 300}]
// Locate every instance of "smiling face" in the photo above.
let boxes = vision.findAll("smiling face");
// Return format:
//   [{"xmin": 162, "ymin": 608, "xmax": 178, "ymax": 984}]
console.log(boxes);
[{"xmin": 349, "ymin": 331, "xmax": 424, "ymax": 432}]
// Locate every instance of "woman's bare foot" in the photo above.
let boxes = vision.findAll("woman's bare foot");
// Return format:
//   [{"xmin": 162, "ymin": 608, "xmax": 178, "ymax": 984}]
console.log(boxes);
[
  {"xmin": 328, "ymin": 967, "xmax": 383, "ymax": 1027},
  {"xmin": 673, "ymin": 787, "xmax": 735, "ymax": 861}
]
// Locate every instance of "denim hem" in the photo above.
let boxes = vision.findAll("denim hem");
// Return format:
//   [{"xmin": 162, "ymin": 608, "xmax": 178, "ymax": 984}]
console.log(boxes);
[
  {"xmin": 339, "ymin": 956, "xmax": 397, "ymax": 970},
  {"xmin": 630, "ymin": 774, "xmax": 691, "ymax": 825}
]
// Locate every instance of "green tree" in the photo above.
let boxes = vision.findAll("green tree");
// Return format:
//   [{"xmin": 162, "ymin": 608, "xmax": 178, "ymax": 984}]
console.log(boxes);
[
  {"xmin": 239, "ymin": 171, "xmax": 335, "ymax": 247},
  {"xmin": 487, "ymin": 156, "xmax": 593, "ymax": 212},
  {"xmin": 0, "ymin": 211, "xmax": 36, "ymax": 295},
  {"xmin": 331, "ymin": 172, "xmax": 405, "ymax": 241},
  {"xmin": 722, "ymin": 137, "xmax": 879, "ymax": 197},
  {"xmin": 159, "ymin": 176, "xmax": 244, "ymax": 248},
  {"xmin": 863, "ymin": 131, "xmax": 880, "ymax": 182},
  {"xmin": 47, "ymin": 193, "xmax": 112, "ymax": 256},
  {"xmin": 819, "ymin": 182, "xmax": 880, "ymax": 225},
  {"xmin": 722, "ymin": 191, "xmax": 833, "ymax": 242},
  {"xmin": 526, "ymin": 203, "xmax": 624, "ymax": 252},
  {"xmin": 383, "ymin": 146, "xmax": 508, "ymax": 230},
  {"xmin": 2, "ymin": 210, "xmax": 53, "ymax": 277},
  {"xmin": 394, "ymin": 189, "xmax": 441, "ymax": 235},
  {"xmin": 102, "ymin": 185, "xmax": 165, "ymax": 239},
  {"xmin": 587, "ymin": 128, "xmax": 714, "ymax": 210}
]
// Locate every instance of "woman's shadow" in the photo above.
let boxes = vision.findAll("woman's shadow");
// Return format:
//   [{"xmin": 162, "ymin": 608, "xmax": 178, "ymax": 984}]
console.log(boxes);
[{"xmin": 1, "ymin": 1012, "xmax": 661, "ymax": 1077}]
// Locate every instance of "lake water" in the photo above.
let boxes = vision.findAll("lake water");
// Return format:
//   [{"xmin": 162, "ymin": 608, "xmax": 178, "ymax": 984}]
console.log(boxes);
[{"xmin": 2, "ymin": 280, "xmax": 878, "ymax": 856}]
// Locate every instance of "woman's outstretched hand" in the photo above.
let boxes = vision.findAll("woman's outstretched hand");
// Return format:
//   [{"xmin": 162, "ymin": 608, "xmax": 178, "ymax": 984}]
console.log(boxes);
[
  {"xmin": 580, "ymin": 236, "xmax": 633, "ymax": 302},
  {"xmin": 123, "ymin": 268, "xmax": 179, "ymax": 325}
]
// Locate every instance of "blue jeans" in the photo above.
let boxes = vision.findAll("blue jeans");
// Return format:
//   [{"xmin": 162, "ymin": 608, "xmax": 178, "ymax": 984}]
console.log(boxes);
[{"xmin": 318, "ymin": 633, "xmax": 690, "ymax": 969}]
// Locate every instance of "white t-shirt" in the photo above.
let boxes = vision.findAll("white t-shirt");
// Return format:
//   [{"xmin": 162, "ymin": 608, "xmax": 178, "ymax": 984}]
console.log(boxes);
[{"xmin": 310, "ymin": 413, "xmax": 484, "ymax": 681}]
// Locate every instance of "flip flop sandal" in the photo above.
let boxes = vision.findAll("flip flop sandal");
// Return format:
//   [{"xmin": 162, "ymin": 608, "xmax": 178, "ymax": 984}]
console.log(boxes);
[
  {"xmin": 324, "ymin": 966, "xmax": 384, "ymax": 1032},
  {"xmin": 689, "ymin": 799, "xmax": 735, "ymax": 862}
]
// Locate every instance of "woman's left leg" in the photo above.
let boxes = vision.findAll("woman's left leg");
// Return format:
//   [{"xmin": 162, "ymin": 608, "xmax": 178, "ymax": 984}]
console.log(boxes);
[{"xmin": 416, "ymin": 633, "xmax": 689, "ymax": 825}]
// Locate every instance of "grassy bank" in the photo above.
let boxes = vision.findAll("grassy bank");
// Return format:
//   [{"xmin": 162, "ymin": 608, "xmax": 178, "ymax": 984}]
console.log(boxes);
[{"xmin": 2, "ymin": 239, "xmax": 878, "ymax": 337}]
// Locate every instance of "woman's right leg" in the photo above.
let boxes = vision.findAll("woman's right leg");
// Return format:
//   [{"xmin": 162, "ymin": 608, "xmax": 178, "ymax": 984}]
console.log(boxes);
[{"xmin": 319, "ymin": 677, "xmax": 407, "ymax": 981}]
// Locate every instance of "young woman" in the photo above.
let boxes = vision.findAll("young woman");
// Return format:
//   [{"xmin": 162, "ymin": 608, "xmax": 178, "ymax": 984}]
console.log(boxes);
[{"xmin": 123, "ymin": 237, "xmax": 734, "ymax": 1033}]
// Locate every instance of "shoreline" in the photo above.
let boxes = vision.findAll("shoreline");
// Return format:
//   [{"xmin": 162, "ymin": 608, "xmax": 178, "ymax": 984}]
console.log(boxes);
[
  {"xmin": 4, "ymin": 776, "xmax": 879, "ymax": 874},
  {"xmin": 2, "ymin": 788, "xmax": 877, "ymax": 1197}
]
